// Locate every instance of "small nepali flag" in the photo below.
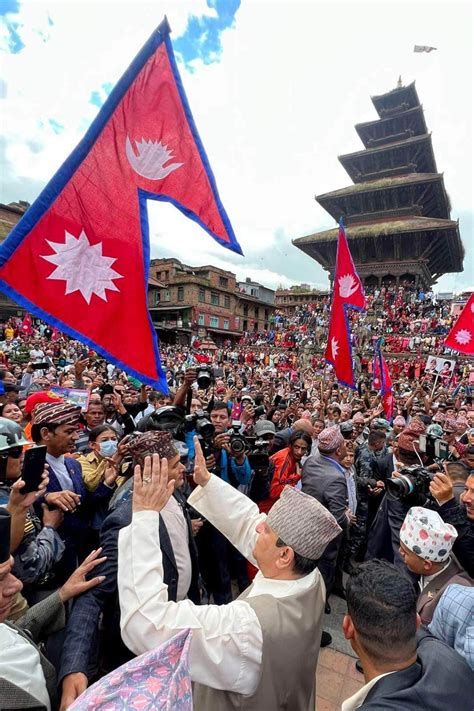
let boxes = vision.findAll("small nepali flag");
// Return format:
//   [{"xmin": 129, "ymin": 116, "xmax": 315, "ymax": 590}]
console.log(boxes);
[
  {"xmin": 414, "ymin": 45, "xmax": 437, "ymax": 53},
  {"xmin": 325, "ymin": 222, "xmax": 366, "ymax": 389},
  {"xmin": 444, "ymin": 293, "xmax": 474, "ymax": 356},
  {"xmin": 0, "ymin": 18, "xmax": 241, "ymax": 392},
  {"xmin": 20, "ymin": 313, "xmax": 33, "ymax": 336},
  {"xmin": 373, "ymin": 339, "xmax": 394, "ymax": 421}
]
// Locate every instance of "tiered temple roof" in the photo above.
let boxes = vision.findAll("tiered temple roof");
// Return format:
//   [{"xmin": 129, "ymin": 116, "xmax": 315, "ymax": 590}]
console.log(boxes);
[{"xmin": 294, "ymin": 82, "xmax": 464, "ymax": 287}]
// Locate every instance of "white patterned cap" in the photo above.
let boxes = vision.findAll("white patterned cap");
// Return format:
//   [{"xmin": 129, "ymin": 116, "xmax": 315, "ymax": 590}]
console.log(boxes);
[
  {"xmin": 400, "ymin": 506, "xmax": 458, "ymax": 562},
  {"xmin": 267, "ymin": 486, "xmax": 342, "ymax": 560}
]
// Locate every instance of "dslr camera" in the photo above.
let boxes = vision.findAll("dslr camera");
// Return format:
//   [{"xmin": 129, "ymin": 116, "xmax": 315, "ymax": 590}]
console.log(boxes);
[
  {"xmin": 228, "ymin": 420, "xmax": 248, "ymax": 457},
  {"xmin": 196, "ymin": 365, "xmax": 215, "ymax": 390},
  {"xmin": 418, "ymin": 433, "xmax": 449, "ymax": 463},
  {"xmin": 386, "ymin": 465, "xmax": 434, "ymax": 501},
  {"xmin": 184, "ymin": 410, "xmax": 215, "ymax": 458}
]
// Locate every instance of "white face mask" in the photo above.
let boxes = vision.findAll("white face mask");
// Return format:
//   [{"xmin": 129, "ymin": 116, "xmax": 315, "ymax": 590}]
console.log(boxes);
[{"xmin": 99, "ymin": 439, "xmax": 118, "ymax": 457}]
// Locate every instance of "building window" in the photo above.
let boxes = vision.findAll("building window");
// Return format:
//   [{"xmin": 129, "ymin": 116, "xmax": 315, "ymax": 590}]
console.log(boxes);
[
  {"xmin": 198, "ymin": 314, "xmax": 205, "ymax": 326},
  {"xmin": 224, "ymin": 295, "xmax": 230, "ymax": 309},
  {"xmin": 219, "ymin": 276, "xmax": 228, "ymax": 288},
  {"xmin": 177, "ymin": 287, "xmax": 184, "ymax": 302},
  {"xmin": 154, "ymin": 291, "xmax": 160, "ymax": 304},
  {"xmin": 254, "ymin": 306, "xmax": 259, "ymax": 317},
  {"xmin": 265, "ymin": 308, "xmax": 269, "ymax": 319},
  {"xmin": 198, "ymin": 287, "xmax": 205, "ymax": 302},
  {"xmin": 163, "ymin": 290, "xmax": 170, "ymax": 302},
  {"xmin": 211, "ymin": 292, "xmax": 219, "ymax": 306},
  {"xmin": 210, "ymin": 316, "xmax": 219, "ymax": 328},
  {"xmin": 164, "ymin": 270, "xmax": 169, "ymax": 280},
  {"xmin": 223, "ymin": 319, "xmax": 229, "ymax": 330}
]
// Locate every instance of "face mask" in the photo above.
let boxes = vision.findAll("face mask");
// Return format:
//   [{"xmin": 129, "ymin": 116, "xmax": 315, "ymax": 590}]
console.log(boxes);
[{"xmin": 99, "ymin": 440, "xmax": 118, "ymax": 457}]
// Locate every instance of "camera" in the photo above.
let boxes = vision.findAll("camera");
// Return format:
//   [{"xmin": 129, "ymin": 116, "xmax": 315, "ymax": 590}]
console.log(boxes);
[
  {"xmin": 227, "ymin": 377, "xmax": 235, "ymax": 387},
  {"xmin": 146, "ymin": 406, "xmax": 184, "ymax": 438},
  {"xmin": 386, "ymin": 466, "xmax": 434, "ymax": 501},
  {"xmin": 247, "ymin": 437, "xmax": 270, "ymax": 471},
  {"xmin": 196, "ymin": 365, "xmax": 214, "ymax": 390},
  {"xmin": 228, "ymin": 420, "xmax": 249, "ymax": 457},
  {"xmin": 418, "ymin": 434, "xmax": 449, "ymax": 462},
  {"xmin": 184, "ymin": 410, "xmax": 215, "ymax": 458}
]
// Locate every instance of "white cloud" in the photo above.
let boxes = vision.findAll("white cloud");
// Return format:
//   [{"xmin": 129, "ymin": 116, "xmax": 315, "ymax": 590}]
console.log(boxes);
[{"xmin": 1, "ymin": 0, "xmax": 472, "ymax": 295}]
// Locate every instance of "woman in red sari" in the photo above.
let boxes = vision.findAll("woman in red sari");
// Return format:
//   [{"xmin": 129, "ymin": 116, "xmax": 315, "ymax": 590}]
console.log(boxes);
[{"xmin": 259, "ymin": 430, "xmax": 312, "ymax": 513}]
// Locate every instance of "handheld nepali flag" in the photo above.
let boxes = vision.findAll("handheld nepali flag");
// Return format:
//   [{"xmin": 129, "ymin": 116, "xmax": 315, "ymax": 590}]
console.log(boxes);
[
  {"xmin": 373, "ymin": 339, "xmax": 394, "ymax": 421},
  {"xmin": 325, "ymin": 222, "xmax": 366, "ymax": 388},
  {"xmin": 444, "ymin": 293, "xmax": 474, "ymax": 356},
  {"xmin": 0, "ymin": 18, "xmax": 241, "ymax": 392},
  {"xmin": 20, "ymin": 313, "xmax": 33, "ymax": 336},
  {"xmin": 413, "ymin": 45, "xmax": 437, "ymax": 53}
]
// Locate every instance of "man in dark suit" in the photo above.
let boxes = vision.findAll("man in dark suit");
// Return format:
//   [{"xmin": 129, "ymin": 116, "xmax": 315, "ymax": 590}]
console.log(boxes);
[
  {"xmin": 342, "ymin": 560, "xmax": 473, "ymax": 710},
  {"xmin": 58, "ymin": 432, "xmax": 201, "ymax": 710},
  {"xmin": 399, "ymin": 505, "xmax": 472, "ymax": 624},
  {"xmin": 302, "ymin": 426, "xmax": 348, "ymax": 595}
]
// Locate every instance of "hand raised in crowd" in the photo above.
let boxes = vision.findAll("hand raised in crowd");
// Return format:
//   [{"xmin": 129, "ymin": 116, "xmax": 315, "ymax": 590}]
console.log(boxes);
[
  {"xmin": 74, "ymin": 357, "xmax": 89, "ymax": 379},
  {"xmin": 214, "ymin": 432, "xmax": 231, "ymax": 452},
  {"xmin": 429, "ymin": 471, "xmax": 454, "ymax": 505},
  {"xmin": 41, "ymin": 503, "xmax": 64, "ymax": 529},
  {"xmin": 241, "ymin": 403, "xmax": 255, "ymax": 425},
  {"xmin": 132, "ymin": 454, "xmax": 175, "ymax": 514},
  {"xmin": 183, "ymin": 367, "xmax": 197, "ymax": 386},
  {"xmin": 58, "ymin": 547, "xmax": 106, "ymax": 602},
  {"xmin": 44, "ymin": 489, "xmax": 81, "ymax": 513},
  {"xmin": 193, "ymin": 436, "xmax": 212, "ymax": 488},
  {"xmin": 7, "ymin": 468, "xmax": 49, "ymax": 513}
]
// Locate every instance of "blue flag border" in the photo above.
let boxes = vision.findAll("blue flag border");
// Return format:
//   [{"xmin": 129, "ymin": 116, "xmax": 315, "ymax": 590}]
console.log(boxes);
[{"xmin": 0, "ymin": 17, "xmax": 242, "ymax": 390}]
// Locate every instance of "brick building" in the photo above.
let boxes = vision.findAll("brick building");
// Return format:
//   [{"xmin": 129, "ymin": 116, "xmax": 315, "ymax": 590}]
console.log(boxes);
[
  {"xmin": 275, "ymin": 284, "xmax": 329, "ymax": 315},
  {"xmin": 0, "ymin": 202, "xmax": 30, "ymax": 319},
  {"xmin": 149, "ymin": 258, "xmax": 276, "ymax": 344}
]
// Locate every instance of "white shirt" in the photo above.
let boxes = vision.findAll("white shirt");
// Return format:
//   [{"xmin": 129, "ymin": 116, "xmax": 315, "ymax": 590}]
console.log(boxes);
[
  {"xmin": 159, "ymin": 495, "xmax": 191, "ymax": 601},
  {"xmin": 0, "ymin": 624, "xmax": 51, "ymax": 711},
  {"xmin": 342, "ymin": 671, "xmax": 395, "ymax": 710},
  {"xmin": 419, "ymin": 559, "xmax": 450, "ymax": 591},
  {"xmin": 46, "ymin": 453, "xmax": 73, "ymax": 491},
  {"xmin": 118, "ymin": 474, "xmax": 323, "ymax": 696}
]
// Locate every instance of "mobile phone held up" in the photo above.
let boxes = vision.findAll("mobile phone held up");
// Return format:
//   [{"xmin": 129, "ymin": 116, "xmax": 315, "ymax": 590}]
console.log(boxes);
[
  {"xmin": 32, "ymin": 362, "xmax": 50, "ymax": 370},
  {"xmin": 20, "ymin": 445, "xmax": 47, "ymax": 494}
]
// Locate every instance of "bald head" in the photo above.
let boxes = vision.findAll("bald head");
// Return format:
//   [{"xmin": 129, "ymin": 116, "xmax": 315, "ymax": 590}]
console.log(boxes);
[{"xmin": 293, "ymin": 419, "xmax": 314, "ymax": 437}]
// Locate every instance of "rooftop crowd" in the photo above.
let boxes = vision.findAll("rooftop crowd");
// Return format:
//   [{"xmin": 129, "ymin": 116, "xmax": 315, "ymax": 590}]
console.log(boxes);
[{"xmin": 0, "ymin": 303, "xmax": 472, "ymax": 710}]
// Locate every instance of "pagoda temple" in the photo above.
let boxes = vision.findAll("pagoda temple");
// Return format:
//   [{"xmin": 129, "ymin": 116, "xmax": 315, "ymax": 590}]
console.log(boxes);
[{"xmin": 293, "ymin": 82, "xmax": 464, "ymax": 288}]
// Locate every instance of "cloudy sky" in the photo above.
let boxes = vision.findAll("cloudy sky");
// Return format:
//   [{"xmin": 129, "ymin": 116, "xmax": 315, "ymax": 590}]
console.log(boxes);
[{"xmin": 1, "ymin": 0, "xmax": 472, "ymax": 293}]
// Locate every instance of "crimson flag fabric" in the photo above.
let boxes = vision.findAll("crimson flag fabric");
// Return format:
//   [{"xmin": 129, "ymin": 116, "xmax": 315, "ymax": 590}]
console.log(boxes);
[
  {"xmin": 325, "ymin": 223, "xmax": 366, "ymax": 388},
  {"xmin": 373, "ymin": 340, "xmax": 394, "ymax": 421},
  {"xmin": 20, "ymin": 313, "xmax": 33, "ymax": 336},
  {"xmin": 444, "ymin": 293, "xmax": 474, "ymax": 356},
  {"xmin": 0, "ymin": 19, "xmax": 241, "ymax": 391}
]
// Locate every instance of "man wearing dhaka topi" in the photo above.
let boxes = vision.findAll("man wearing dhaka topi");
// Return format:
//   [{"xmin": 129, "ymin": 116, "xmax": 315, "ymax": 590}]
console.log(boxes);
[{"xmin": 117, "ymin": 437, "xmax": 341, "ymax": 710}]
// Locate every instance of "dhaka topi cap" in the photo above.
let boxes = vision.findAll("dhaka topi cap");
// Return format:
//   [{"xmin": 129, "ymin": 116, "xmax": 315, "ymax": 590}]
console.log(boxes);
[
  {"xmin": 267, "ymin": 486, "xmax": 341, "ymax": 560},
  {"xmin": 341, "ymin": 404, "xmax": 352, "ymax": 415},
  {"xmin": 254, "ymin": 420, "xmax": 276, "ymax": 437},
  {"xmin": 128, "ymin": 431, "xmax": 179, "ymax": 464},
  {"xmin": 397, "ymin": 430, "xmax": 419, "ymax": 453},
  {"xmin": 400, "ymin": 506, "xmax": 457, "ymax": 563},
  {"xmin": 318, "ymin": 426, "xmax": 344, "ymax": 453},
  {"xmin": 433, "ymin": 411, "xmax": 446, "ymax": 424},
  {"xmin": 393, "ymin": 415, "xmax": 406, "ymax": 427},
  {"xmin": 353, "ymin": 412, "xmax": 365, "ymax": 424},
  {"xmin": 32, "ymin": 401, "xmax": 81, "ymax": 427},
  {"xmin": 444, "ymin": 416, "xmax": 457, "ymax": 433},
  {"xmin": 25, "ymin": 390, "xmax": 63, "ymax": 415}
]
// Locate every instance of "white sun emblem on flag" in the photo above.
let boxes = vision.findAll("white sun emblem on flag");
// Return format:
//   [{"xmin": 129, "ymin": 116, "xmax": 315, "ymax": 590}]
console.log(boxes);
[
  {"xmin": 338, "ymin": 274, "xmax": 359, "ymax": 299},
  {"xmin": 41, "ymin": 230, "xmax": 123, "ymax": 304},
  {"xmin": 331, "ymin": 337, "xmax": 339, "ymax": 359},
  {"xmin": 454, "ymin": 329, "xmax": 472, "ymax": 346}
]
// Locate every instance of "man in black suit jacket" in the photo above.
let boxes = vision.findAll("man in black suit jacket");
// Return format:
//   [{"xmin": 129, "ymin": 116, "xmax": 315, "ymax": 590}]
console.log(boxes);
[
  {"xmin": 59, "ymin": 432, "xmax": 200, "ymax": 710},
  {"xmin": 342, "ymin": 560, "xmax": 473, "ymax": 710}
]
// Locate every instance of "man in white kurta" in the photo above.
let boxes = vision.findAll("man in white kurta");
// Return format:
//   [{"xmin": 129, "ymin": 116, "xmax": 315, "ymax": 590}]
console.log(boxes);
[{"xmin": 117, "ymin": 440, "xmax": 341, "ymax": 707}]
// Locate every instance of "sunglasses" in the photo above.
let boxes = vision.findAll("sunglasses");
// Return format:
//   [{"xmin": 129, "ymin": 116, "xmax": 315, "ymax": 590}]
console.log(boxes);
[{"xmin": 6, "ymin": 447, "xmax": 23, "ymax": 459}]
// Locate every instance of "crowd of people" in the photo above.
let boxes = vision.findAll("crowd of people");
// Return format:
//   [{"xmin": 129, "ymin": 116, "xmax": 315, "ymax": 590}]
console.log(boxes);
[{"xmin": 0, "ymin": 306, "xmax": 472, "ymax": 710}]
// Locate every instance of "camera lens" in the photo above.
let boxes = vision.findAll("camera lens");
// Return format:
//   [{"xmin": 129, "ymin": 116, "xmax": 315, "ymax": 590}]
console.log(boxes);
[{"xmin": 386, "ymin": 474, "xmax": 415, "ymax": 500}]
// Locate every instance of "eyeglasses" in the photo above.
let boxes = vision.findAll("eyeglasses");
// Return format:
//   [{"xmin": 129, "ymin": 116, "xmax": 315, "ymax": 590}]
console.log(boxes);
[{"xmin": 6, "ymin": 447, "xmax": 23, "ymax": 459}]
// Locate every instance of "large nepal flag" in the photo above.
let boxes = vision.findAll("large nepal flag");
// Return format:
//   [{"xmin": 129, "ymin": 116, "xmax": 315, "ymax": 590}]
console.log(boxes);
[
  {"xmin": 373, "ymin": 340, "xmax": 394, "ymax": 421},
  {"xmin": 444, "ymin": 293, "xmax": 474, "ymax": 356},
  {"xmin": 325, "ymin": 222, "xmax": 366, "ymax": 388},
  {"xmin": 0, "ymin": 18, "xmax": 242, "ymax": 391}
]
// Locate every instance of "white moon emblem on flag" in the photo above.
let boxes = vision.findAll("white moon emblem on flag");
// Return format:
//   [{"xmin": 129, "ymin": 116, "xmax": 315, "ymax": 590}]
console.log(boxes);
[
  {"xmin": 125, "ymin": 136, "xmax": 183, "ymax": 180},
  {"xmin": 41, "ymin": 230, "xmax": 123, "ymax": 304},
  {"xmin": 338, "ymin": 274, "xmax": 358, "ymax": 298},
  {"xmin": 331, "ymin": 337, "xmax": 339, "ymax": 359}
]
